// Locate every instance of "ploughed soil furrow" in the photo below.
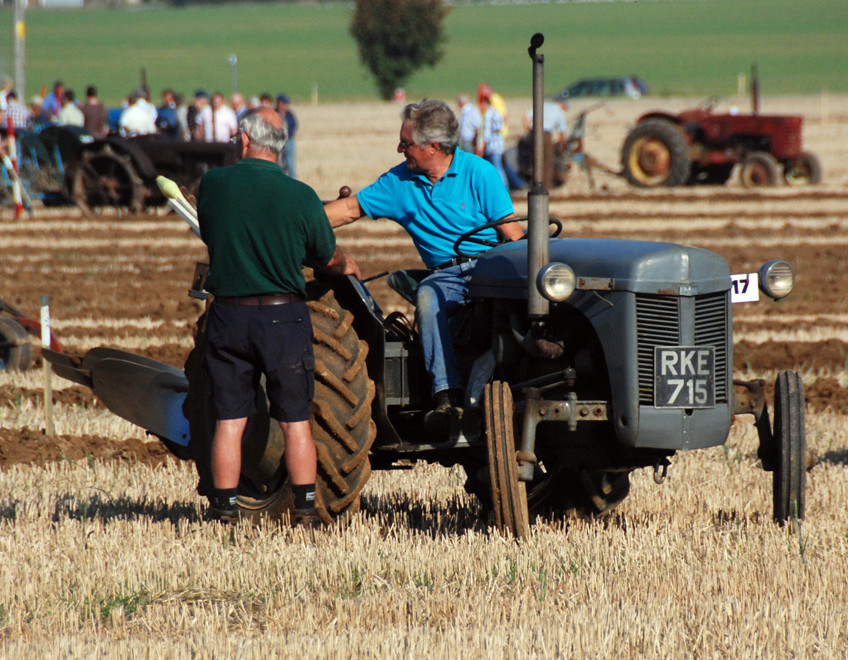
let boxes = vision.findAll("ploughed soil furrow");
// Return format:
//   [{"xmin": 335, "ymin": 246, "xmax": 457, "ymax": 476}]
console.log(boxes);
[
  {"xmin": 0, "ymin": 427, "xmax": 176, "ymax": 467},
  {"xmin": 547, "ymin": 190, "xmax": 848, "ymax": 204},
  {"xmin": 551, "ymin": 209, "xmax": 845, "ymax": 222},
  {"xmin": 800, "ymin": 378, "xmax": 848, "ymax": 414},
  {"xmin": 554, "ymin": 211, "xmax": 845, "ymax": 223},
  {"xmin": 734, "ymin": 319, "xmax": 848, "ymax": 334},
  {"xmin": 735, "ymin": 339, "xmax": 848, "ymax": 373},
  {"xmin": 3, "ymin": 271, "xmax": 204, "ymax": 322},
  {"xmin": 0, "ymin": 384, "xmax": 100, "ymax": 409},
  {"xmin": 566, "ymin": 226, "xmax": 848, "ymax": 246}
]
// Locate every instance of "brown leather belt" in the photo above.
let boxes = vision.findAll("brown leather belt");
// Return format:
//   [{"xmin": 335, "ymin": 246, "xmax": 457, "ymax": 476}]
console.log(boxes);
[
  {"xmin": 432, "ymin": 256, "xmax": 476, "ymax": 271},
  {"xmin": 215, "ymin": 293, "xmax": 303, "ymax": 306}
]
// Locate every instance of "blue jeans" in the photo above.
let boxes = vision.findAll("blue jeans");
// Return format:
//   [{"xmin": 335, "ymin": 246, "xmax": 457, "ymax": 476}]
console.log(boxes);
[
  {"xmin": 485, "ymin": 151, "xmax": 508, "ymax": 188},
  {"xmin": 504, "ymin": 155, "xmax": 527, "ymax": 190},
  {"xmin": 284, "ymin": 138, "xmax": 297, "ymax": 179},
  {"xmin": 415, "ymin": 261, "xmax": 476, "ymax": 397}
]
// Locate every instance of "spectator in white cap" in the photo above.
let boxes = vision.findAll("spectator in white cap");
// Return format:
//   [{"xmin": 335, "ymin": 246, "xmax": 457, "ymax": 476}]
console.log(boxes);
[{"xmin": 28, "ymin": 95, "xmax": 50, "ymax": 129}]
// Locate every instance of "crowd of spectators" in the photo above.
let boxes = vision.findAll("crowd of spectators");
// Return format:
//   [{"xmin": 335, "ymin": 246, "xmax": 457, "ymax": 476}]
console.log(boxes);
[{"xmin": 0, "ymin": 78, "xmax": 299, "ymax": 176}]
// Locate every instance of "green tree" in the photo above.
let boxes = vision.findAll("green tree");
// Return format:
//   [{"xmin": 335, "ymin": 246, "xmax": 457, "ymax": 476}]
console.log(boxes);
[{"xmin": 350, "ymin": 0, "xmax": 449, "ymax": 101}]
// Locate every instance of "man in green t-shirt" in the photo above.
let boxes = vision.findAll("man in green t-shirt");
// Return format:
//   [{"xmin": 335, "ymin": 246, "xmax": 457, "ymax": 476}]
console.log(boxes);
[{"xmin": 197, "ymin": 107, "xmax": 359, "ymax": 526}]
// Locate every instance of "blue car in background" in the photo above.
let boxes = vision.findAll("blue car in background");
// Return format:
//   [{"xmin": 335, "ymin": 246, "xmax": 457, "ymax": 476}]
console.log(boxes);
[{"xmin": 561, "ymin": 76, "xmax": 648, "ymax": 100}]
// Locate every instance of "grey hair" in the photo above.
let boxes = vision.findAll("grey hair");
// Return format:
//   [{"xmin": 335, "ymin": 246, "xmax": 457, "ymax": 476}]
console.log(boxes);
[
  {"xmin": 239, "ymin": 109, "xmax": 288, "ymax": 155},
  {"xmin": 402, "ymin": 99, "xmax": 459, "ymax": 155}
]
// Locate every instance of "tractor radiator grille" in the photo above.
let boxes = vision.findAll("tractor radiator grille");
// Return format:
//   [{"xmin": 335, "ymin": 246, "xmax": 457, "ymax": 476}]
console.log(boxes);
[
  {"xmin": 694, "ymin": 292, "xmax": 729, "ymax": 403},
  {"xmin": 636, "ymin": 292, "xmax": 729, "ymax": 405}
]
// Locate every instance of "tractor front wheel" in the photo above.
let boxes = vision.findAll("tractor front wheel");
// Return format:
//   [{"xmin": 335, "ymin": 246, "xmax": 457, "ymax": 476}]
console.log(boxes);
[
  {"xmin": 739, "ymin": 151, "xmax": 779, "ymax": 188},
  {"xmin": 621, "ymin": 119, "xmax": 691, "ymax": 187},
  {"xmin": 484, "ymin": 381, "xmax": 530, "ymax": 539},
  {"xmin": 772, "ymin": 370, "xmax": 806, "ymax": 523},
  {"xmin": 783, "ymin": 152, "xmax": 822, "ymax": 186}
]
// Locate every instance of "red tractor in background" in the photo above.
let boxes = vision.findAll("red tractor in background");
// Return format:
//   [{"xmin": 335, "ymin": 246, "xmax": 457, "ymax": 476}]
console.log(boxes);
[{"xmin": 621, "ymin": 69, "xmax": 821, "ymax": 189}]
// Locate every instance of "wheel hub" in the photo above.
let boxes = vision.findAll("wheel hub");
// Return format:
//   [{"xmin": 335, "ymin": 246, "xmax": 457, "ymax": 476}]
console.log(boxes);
[
  {"xmin": 748, "ymin": 164, "xmax": 769, "ymax": 186},
  {"xmin": 635, "ymin": 138, "xmax": 671, "ymax": 176}
]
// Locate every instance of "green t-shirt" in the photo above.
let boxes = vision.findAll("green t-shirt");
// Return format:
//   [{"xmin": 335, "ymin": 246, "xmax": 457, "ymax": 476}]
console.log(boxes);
[{"xmin": 197, "ymin": 158, "xmax": 336, "ymax": 298}]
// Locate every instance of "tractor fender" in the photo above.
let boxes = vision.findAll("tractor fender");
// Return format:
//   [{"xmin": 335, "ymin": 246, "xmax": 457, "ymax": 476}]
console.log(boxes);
[
  {"xmin": 634, "ymin": 112, "xmax": 701, "ymax": 143},
  {"xmin": 634, "ymin": 111, "xmax": 683, "ymax": 126}
]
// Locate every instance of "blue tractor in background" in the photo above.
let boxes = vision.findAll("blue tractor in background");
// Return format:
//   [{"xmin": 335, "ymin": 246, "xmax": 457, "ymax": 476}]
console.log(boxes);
[{"xmin": 1, "ymin": 124, "xmax": 237, "ymax": 214}]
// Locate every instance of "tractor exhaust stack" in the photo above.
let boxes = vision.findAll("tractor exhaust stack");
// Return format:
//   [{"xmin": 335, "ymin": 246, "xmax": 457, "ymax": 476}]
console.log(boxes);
[
  {"xmin": 751, "ymin": 63, "xmax": 760, "ymax": 115},
  {"xmin": 527, "ymin": 33, "xmax": 550, "ymax": 321}
]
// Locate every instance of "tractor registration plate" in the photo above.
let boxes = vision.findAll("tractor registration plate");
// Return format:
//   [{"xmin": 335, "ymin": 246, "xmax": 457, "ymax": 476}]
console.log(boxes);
[{"xmin": 654, "ymin": 346, "xmax": 715, "ymax": 408}]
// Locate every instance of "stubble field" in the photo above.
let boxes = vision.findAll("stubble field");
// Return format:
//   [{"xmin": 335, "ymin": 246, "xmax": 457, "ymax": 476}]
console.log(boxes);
[{"xmin": 1, "ymin": 95, "xmax": 848, "ymax": 657}]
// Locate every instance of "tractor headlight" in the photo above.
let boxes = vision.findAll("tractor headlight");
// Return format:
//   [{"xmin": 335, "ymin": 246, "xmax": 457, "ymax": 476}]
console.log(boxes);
[
  {"xmin": 537, "ymin": 262, "xmax": 576, "ymax": 302},
  {"xmin": 758, "ymin": 259, "xmax": 795, "ymax": 299}
]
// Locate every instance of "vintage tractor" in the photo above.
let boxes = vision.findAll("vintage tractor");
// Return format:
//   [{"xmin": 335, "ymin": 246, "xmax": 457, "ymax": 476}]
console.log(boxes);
[
  {"xmin": 1, "ymin": 124, "xmax": 238, "ymax": 213},
  {"xmin": 1, "ymin": 125, "xmax": 88, "ymax": 209},
  {"xmin": 509, "ymin": 103, "xmax": 620, "ymax": 191},
  {"xmin": 44, "ymin": 36, "xmax": 807, "ymax": 537},
  {"xmin": 621, "ymin": 72, "xmax": 821, "ymax": 188},
  {"xmin": 70, "ymin": 135, "xmax": 239, "ymax": 213}
]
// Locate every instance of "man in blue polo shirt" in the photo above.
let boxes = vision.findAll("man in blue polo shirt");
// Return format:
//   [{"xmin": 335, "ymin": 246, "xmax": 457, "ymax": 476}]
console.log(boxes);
[{"xmin": 325, "ymin": 99, "xmax": 523, "ymax": 426}]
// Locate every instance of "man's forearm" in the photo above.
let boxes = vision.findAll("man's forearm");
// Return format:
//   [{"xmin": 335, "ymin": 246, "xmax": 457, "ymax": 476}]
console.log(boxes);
[
  {"xmin": 499, "ymin": 214, "xmax": 525, "ymax": 241},
  {"xmin": 324, "ymin": 195, "xmax": 363, "ymax": 229}
]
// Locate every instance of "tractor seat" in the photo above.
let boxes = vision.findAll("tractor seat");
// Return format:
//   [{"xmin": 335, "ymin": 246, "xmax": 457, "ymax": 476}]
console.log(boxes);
[{"xmin": 387, "ymin": 269, "xmax": 431, "ymax": 306}]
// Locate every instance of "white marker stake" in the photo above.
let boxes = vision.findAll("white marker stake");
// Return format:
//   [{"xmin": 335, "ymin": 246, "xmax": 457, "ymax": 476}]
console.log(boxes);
[{"xmin": 41, "ymin": 294, "xmax": 54, "ymax": 437}]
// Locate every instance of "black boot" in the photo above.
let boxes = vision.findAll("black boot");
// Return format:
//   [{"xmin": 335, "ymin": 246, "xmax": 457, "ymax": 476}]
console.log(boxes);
[
  {"xmin": 292, "ymin": 508, "xmax": 323, "ymax": 529},
  {"xmin": 424, "ymin": 388, "xmax": 464, "ymax": 431},
  {"xmin": 208, "ymin": 489, "xmax": 239, "ymax": 524}
]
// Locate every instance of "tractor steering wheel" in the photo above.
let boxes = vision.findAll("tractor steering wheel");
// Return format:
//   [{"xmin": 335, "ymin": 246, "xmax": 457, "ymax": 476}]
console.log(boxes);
[{"xmin": 452, "ymin": 216, "xmax": 563, "ymax": 259}]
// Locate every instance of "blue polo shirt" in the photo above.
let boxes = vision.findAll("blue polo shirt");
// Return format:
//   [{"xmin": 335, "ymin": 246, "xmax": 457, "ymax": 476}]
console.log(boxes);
[{"xmin": 357, "ymin": 149, "xmax": 514, "ymax": 268}]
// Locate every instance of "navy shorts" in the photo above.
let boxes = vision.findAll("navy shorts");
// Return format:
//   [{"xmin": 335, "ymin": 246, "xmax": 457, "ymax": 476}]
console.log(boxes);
[{"xmin": 204, "ymin": 300, "xmax": 314, "ymax": 422}]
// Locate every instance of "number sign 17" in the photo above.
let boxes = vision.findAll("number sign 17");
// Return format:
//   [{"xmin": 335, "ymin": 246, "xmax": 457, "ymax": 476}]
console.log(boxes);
[{"xmin": 730, "ymin": 272, "xmax": 759, "ymax": 303}]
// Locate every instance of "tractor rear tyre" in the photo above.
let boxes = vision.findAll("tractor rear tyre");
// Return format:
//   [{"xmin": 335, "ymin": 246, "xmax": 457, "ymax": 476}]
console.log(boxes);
[
  {"xmin": 484, "ymin": 381, "xmax": 530, "ymax": 539},
  {"xmin": 772, "ymin": 370, "xmax": 806, "ymax": 523},
  {"xmin": 782, "ymin": 152, "xmax": 822, "ymax": 186},
  {"xmin": 621, "ymin": 119, "xmax": 691, "ymax": 187},
  {"xmin": 73, "ymin": 146, "xmax": 142, "ymax": 214},
  {"xmin": 0, "ymin": 317, "xmax": 33, "ymax": 371},
  {"xmin": 739, "ymin": 151, "xmax": 779, "ymax": 188},
  {"xmin": 183, "ymin": 283, "xmax": 376, "ymax": 526}
]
